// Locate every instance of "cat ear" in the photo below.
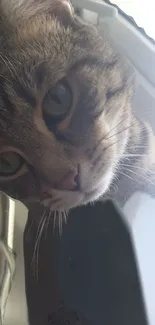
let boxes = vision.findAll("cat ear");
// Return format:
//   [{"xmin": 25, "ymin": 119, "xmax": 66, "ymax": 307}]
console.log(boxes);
[{"xmin": 0, "ymin": 0, "xmax": 74, "ymax": 26}]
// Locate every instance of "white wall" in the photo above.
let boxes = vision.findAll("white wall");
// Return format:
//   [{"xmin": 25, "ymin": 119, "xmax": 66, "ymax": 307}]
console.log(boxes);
[{"xmin": 4, "ymin": 202, "xmax": 28, "ymax": 325}]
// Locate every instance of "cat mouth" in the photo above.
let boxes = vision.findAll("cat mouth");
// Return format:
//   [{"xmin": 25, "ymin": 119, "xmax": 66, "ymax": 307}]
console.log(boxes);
[
  {"xmin": 23, "ymin": 184, "xmax": 102, "ymax": 211},
  {"xmin": 22, "ymin": 165, "xmax": 105, "ymax": 210},
  {"xmin": 40, "ymin": 165, "xmax": 81, "ymax": 198}
]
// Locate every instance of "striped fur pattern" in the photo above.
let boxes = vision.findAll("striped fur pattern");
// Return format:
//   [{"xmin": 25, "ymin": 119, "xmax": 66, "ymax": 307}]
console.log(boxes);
[{"xmin": 0, "ymin": 0, "xmax": 154, "ymax": 211}]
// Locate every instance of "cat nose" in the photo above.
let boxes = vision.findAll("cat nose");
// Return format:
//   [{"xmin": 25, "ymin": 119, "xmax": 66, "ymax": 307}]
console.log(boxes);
[
  {"xmin": 41, "ymin": 168, "xmax": 80, "ymax": 198},
  {"xmin": 56, "ymin": 169, "xmax": 80, "ymax": 191}
]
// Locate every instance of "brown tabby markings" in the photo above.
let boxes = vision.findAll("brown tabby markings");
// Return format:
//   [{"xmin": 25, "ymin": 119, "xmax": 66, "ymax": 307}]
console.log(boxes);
[{"xmin": 0, "ymin": 0, "xmax": 154, "ymax": 213}]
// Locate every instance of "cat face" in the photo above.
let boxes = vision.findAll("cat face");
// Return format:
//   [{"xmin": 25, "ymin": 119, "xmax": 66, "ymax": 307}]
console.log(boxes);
[{"xmin": 0, "ymin": 0, "xmax": 132, "ymax": 211}]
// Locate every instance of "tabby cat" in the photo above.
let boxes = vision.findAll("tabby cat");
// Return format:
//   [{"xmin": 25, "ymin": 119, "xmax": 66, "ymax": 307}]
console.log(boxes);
[{"xmin": 0, "ymin": 0, "xmax": 154, "ymax": 214}]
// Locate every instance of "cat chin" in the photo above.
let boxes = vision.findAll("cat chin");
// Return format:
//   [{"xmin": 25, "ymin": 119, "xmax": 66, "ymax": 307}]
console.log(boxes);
[
  {"xmin": 21, "ymin": 181, "xmax": 107, "ymax": 211},
  {"xmin": 42, "ymin": 189, "xmax": 84, "ymax": 211},
  {"xmin": 22, "ymin": 171, "xmax": 114, "ymax": 211},
  {"xmin": 41, "ymin": 184, "xmax": 108, "ymax": 212}
]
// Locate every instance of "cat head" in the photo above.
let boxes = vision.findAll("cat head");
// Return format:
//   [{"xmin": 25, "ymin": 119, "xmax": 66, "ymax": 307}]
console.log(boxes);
[{"xmin": 0, "ymin": 0, "xmax": 132, "ymax": 211}]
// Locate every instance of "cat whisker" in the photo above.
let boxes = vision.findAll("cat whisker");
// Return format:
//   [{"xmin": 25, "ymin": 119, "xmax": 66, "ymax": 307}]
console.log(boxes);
[
  {"xmin": 53, "ymin": 210, "xmax": 57, "ymax": 234},
  {"xmin": 104, "ymin": 114, "xmax": 132, "ymax": 140},
  {"xmin": 36, "ymin": 209, "xmax": 46, "ymax": 240},
  {"xmin": 52, "ymin": 210, "xmax": 67, "ymax": 236},
  {"xmin": 63, "ymin": 210, "xmax": 68, "ymax": 224},
  {"xmin": 90, "ymin": 120, "xmax": 135, "ymax": 163},
  {"xmin": 87, "ymin": 114, "xmax": 132, "ymax": 158},
  {"xmin": 119, "ymin": 166, "xmax": 155, "ymax": 186},
  {"xmin": 63, "ymin": 211, "xmax": 67, "ymax": 224},
  {"xmin": 105, "ymin": 122, "xmax": 136, "ymax": 141},
  {"xmin": 127, "ymin": 145, "xmax": 149, "ymax": 150},
  {"xmin": 58, "ymin": 211, "xmax": 63, "ymax": 237},
  {"xmin": 31, "ymin": 208, "xmax": 47, "ymax": 279},
  {"xmin": 35, "ymin": 217, "xmax": 47, "ymax": 281},
  {"xmin": 91, "ymin": 138, "xmax": 122, "ymax": 166},
  {"xmin": 119, "ymin": 171, "xmax": 138, "ymax": 183},
  {"xmin": 45, "ymin": 209, "xmax": 52, "ymax": 239},
  {"xmin": 122, "ymin": 154, "xmax": 147, "ymax": 158},
  {"xmin": 26, "ymin": 219, "xmax": 34, "ymax": 242},
  {"xmin": 119, "ymin": 163, "xmax": 149, "ymax": 173}
]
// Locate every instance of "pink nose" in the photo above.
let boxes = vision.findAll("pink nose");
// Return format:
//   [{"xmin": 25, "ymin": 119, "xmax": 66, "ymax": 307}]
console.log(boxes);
[
  {"xmin": 56, "ymin": 170, "xmax": 79, "ymax": 191},
  {"xmin": 41, "ymin": 169, "xmax": 80, "ymax": 199}
]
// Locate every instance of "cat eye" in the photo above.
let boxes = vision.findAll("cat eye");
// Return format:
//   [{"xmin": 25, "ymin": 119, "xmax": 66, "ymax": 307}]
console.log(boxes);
[
  {"xmin": 0, "ymin": 152, "xmax": 24, "ymax": 177},
  {"xmin": 43, "ymin": 81, "xmax": 72, "ymax": 128}
]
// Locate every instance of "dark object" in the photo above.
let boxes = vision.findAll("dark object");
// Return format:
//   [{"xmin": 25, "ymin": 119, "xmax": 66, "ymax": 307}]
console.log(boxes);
[{"xmin": 24, "ymin": 200, "xmax": 148, "ymax": 325}]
